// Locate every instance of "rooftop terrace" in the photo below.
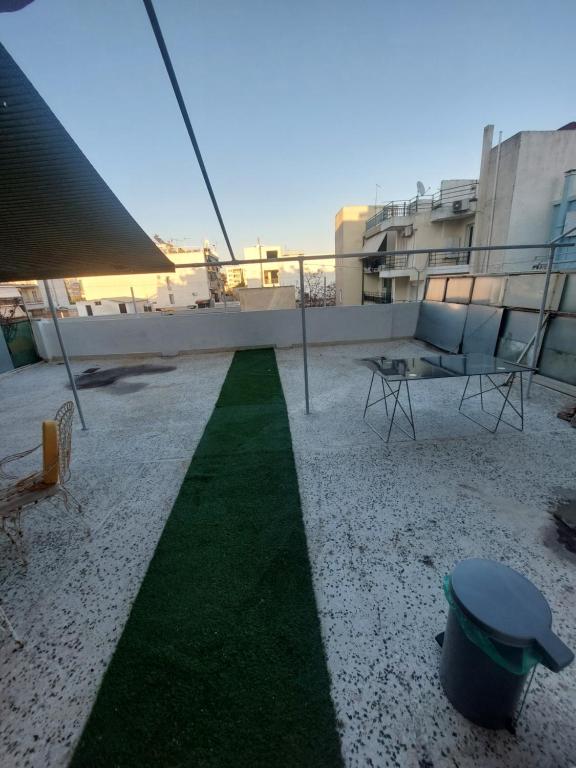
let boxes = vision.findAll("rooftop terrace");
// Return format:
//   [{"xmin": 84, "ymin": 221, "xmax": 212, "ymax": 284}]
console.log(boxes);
[{"xmin": 0, "ymin": 340, "xmax": 575, "ymax": 767}]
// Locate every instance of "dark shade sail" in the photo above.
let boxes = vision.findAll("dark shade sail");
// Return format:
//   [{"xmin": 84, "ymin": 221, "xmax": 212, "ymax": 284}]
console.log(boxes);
[{"xmin": 0, "ymin": 42, "xmax": 175, "ymax": 281}]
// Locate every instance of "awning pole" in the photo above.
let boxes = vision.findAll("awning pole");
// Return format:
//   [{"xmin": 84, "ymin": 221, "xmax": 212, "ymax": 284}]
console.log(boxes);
[
  {"xmin": 299, "ymin": 259, "xmax": 310, "ymax": 415},
  {"xmin": 43, "ymin": 280, "xmax": 87, "ymax": 430},
  {"xmin": 526, "ymin": 244, "xmax": 556, "ymax": 399}
]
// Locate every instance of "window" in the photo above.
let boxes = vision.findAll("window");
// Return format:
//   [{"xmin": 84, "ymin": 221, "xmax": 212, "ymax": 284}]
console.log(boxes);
[
  {"xmin": 118, "ymin": 302, "xmax": 127, "ymax": 314},
  {"xmin": 466, "ymin": 223, "xmax": 474, "ymax": 248},
  {"xmin": 85, "ymin": 305, "xmax": 93, "ymax": 316},
  {"xmin": 95, "ymin": 300, "xmax": 102, "ymax": 306},
  {"xmin": 143, "ymin": 305, "xmax": 152, "ymax": 312},
  {"xmin": 266, "ymin": 250, "xmax": 278, "ymax": 260},
  {"xmin": 169, "ymin": 294, "xmax": 175, "ymax": 305},
  {"xmin": 264, "ymin": 270, "xmax": 279, "ymax": 286}
]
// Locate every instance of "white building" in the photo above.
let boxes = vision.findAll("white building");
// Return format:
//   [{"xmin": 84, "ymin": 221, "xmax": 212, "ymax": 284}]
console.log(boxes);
[
  {"xmin": 76, "ymin": 297, "xmax": 152, "ymax": 317},
  {"xmin": 79, "ymin": 241, "xmax": 225, "ymax": 313},
  {"xmin": 225, "ymin": 244, "xmax": 335, "ymax": 296}
]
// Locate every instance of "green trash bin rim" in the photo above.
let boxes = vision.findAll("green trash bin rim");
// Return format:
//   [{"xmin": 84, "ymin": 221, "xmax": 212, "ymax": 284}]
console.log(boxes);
[{"xmin": 443, "ymin": 575, "xmax": 541, "ymax": 676}]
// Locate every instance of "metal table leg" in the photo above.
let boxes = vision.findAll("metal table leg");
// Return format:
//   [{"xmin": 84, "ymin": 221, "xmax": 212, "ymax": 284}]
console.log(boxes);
[
  {"xmin": 363, "ymin": 376, "xmax": 416, "ymax": 442},
  {"xmin": 458, "ymin": 372, "xmax": 525, "ymax": 433}
]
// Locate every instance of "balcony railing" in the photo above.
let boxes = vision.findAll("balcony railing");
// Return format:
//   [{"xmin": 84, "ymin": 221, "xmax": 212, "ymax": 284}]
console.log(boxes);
[
  {"xmin": 364, "ymin": 254, "xmax": 409, "ymax": 272},
  {"xmin": 432, "ymin": 181, "xmax": 478, "ymax": 209},
  {"xmin": 427, "ymin": 252, "xmax": 470, "ymax": 267},
  {"xmin": 362, "ymin": 291, "xmax": 392, "ymax": 304},
  {"xmin": 365, "ymin": 197, "xmax": 433, "ymax": 231}
]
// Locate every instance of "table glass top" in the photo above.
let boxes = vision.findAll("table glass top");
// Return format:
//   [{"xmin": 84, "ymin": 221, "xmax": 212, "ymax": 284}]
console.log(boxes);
[{"xmin": 357, "ymin": 353, "xmax": 535, "ymax": 381}]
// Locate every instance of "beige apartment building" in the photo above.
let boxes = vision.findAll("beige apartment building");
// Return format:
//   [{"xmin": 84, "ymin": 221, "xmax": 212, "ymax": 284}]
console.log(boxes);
[
  {"xmin": 335, "ymin": 123, "xmax": 576, "ymax": 305},
  {"xmin": 225, "ymin": 244, "xmax": 335, "ymax": 292}
]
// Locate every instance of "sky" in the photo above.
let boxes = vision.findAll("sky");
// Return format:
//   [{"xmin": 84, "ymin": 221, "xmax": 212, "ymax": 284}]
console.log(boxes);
[{"xmin": 1, "ymin": 0, "xmax": 575, "ymax": 256}]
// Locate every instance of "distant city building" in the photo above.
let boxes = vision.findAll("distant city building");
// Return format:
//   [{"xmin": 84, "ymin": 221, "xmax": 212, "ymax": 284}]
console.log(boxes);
[
  {"xmin": 76, "ymin": 297, "xmax": 152, "ymax": 317},
  {"xmin": 225, "ymin": 244, "xmax": 335, "ymax": 295},
  {"xmin": 79, "ymin": 239, "xmax": 225, "ymax": 313}
]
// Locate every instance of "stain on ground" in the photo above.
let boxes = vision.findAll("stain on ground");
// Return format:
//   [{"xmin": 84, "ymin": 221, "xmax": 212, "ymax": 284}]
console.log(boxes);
[
  {"xmin": 545, "ymin": 490, "xmax": 576, "ymax": 561},
  {"xmin": 72, "ymin": 364, "xmax": 177, "ymax": 390}
]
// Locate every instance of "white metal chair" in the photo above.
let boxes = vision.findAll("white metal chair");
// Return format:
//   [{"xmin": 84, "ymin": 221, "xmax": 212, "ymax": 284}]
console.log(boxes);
[{"xmin": 0, "ymin": 401, "xmax": 87, "ymax": 566}]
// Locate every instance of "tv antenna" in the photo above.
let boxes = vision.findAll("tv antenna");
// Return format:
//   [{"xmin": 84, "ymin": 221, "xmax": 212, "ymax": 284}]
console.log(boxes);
[{"xmin": 416, "ymin": 181, "xmax": 426, "ymax": 197}]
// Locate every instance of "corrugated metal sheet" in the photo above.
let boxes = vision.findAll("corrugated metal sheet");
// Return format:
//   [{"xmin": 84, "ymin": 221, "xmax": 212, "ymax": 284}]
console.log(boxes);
[{"xmin": 0, "ymin": 43, "xmax": 175, "ymax": 281}]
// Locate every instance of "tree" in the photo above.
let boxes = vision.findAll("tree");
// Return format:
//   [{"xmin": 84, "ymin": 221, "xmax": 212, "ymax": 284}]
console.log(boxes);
[{"xmin": 296, "ymin": 270, "xmax": 336, "ymax": 307}]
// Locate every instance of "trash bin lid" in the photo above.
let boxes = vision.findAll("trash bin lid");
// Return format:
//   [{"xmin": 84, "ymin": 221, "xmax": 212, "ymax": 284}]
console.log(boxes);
[{"xmin": 450, "ymin": 559, "xmax": 574, "ymax": 672}]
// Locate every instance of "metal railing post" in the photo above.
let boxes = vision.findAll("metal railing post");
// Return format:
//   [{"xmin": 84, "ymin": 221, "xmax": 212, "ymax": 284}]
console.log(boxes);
[
  {"xmin": 299, "ymin": 259, "xmax": 310, "ymax": 415},
  {"xmin": 526, "ymin": 243, "xmax": 556, "ymax": 398},
  {"xmin": 43, "ymin": 280, "xmax": 88, "ymax": 430}
]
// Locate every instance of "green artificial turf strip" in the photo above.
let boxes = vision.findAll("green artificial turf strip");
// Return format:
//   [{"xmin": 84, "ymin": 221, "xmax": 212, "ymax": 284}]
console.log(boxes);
[{"xmin": 70, "ymin": 348, "xmax": 343, "ymax": 768}]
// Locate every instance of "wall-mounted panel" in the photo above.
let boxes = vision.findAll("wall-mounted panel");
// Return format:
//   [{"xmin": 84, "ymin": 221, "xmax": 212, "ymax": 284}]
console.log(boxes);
[
  {"xmin": 559, "ymin": 274, "xmax": 576, "ymax": 312},
  {"xmin": 496, "ymin": 310, "xmax": 538, "ymax": 362},
  {"xmin": 415, "ymin": 301, "xmax": 468, "ymax": 353},
  {"xmin": 503, "ymin": 273, "xmax": 565, "ymax": 311},
  {"xmin": 462, "ymin": 305, "xmax": 504, "ymax": 356},
  {"xmin": 445, "ymin": 277, "xmax": 474, "ymax": 304},
  {"xmin": 425, "ymin": 278, "xmax": 447, "ymax": 302},
  {"xmin": 471, "ymin": 276, "xmax": 506, "ymax": 306},
  {"xmin": 539, "ymin": 317, "xmax": 576, "ymax": 385}
]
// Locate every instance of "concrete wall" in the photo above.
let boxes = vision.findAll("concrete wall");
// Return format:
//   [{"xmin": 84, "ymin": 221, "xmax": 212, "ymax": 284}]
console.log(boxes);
[
  {"xmin": 474, "ymin": 129, "xmax": 576, "ymax": 271},
  {"xmin": 335, "ymin": 205, "xmax": 378, "ymax": 305},
  {"xmin": 237, "ymin": 286, "xmax": 296, "ymax": 311},
  {"xmin": 32, "ymin": 302, "xmax": 420, "ymax": 361}
]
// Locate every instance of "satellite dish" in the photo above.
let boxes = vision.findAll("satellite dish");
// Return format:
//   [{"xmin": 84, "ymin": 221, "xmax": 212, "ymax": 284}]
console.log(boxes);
[{"xmin": 417, "ymin": 181, "xmax": 426, "ymax": 197}]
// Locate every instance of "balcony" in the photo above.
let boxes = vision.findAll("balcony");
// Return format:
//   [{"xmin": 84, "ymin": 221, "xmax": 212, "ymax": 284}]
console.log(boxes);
[
  {"xmin": 362, "ymin": 290, "xmax": 392, "ymax": 304},
  {"xmin": 427, "ymin": 251, "xmax": 471, "ymax": 274},
  {"xmin": 364, "ymin": 254, "xmax": 409, "ymax": 272},
  {"xmin": 365, "ymin": 196, "xmax": 433, "ymax": 233},
  {"xmin": 430, "ymin": 181, "xmax": 478, "ymax": 222}
]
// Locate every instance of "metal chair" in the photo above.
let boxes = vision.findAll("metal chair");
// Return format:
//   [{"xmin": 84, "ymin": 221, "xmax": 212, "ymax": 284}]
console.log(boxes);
[{"xmin": 0, "ymin": 401, "xmax": 87, "ymax": 566}]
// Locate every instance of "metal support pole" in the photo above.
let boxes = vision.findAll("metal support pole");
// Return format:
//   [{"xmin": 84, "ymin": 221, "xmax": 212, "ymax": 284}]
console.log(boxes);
[
  {"xmin": 299, "ymin": 260, "xmax": 310, "ymax": 415},
  {"xmin": 142, "ymin": 0, "xmax": 236, "ymax": 262},
  {"xmin": 526, "ymin": 244, "xmax": 556, "ymax": 398},
  {"xmin": 130, "ymin": 286, "xmax": 139, "ymax": 314},
  {"xmin": 43, "ymin": 280, "xmax": 87, "ymax": 430}
]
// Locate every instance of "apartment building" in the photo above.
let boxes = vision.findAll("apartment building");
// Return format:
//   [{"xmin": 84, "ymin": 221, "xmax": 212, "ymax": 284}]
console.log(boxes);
[
  {"xmin": 335, "ymin": 123, "xmax": 576, "ymax": 305},
  {"xmin": 226, "ymin": 244, "xmax": 335, "ymax": 293}
]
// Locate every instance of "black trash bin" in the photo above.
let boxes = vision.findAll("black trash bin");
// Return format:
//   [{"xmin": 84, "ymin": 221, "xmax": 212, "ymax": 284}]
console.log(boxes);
[{"xmin": 439, "ymin": 559, "xmax": 574, "ymax": 730}]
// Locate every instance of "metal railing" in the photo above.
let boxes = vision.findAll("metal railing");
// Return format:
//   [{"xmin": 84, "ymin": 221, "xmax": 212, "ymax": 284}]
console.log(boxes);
[
  {"xmin": 432, "ymin": 181, "xmax": 478, "ymax": 209},
  {"xmin": 363, "ymin": 291, "xmax": 392, "ymax": 304},
  {"xmin": 364, "ymin": 253, "xmax": 410, "ymax": 271},
  {"xmin": 365, "ymin": 196, "xmax": 433, "ymax": 231},
  {"xmin": 427, "ymin": 251, "xmax": 470, "ymax": 267}
]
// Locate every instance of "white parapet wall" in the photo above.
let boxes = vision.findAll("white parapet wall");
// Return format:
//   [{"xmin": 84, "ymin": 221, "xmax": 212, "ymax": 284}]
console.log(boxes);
[{"xmin": 32, "ymin": 303, "xmax": 419, "ymax": 360}]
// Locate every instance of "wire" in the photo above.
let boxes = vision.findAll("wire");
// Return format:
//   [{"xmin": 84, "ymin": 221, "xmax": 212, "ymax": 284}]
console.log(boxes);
[{"xmin": 142, "ymin": 0, "xmax": 237, "ymax": 262}]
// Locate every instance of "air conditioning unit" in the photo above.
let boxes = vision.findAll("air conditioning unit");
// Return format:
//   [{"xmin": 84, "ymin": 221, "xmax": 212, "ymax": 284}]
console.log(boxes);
[
  {"xmin": 452, "ymin": 199, "xmax": 470, "ymax": 213},
  {"xmin": 402, "ymin": 225, "xmax": 413, "ymax": 237}
]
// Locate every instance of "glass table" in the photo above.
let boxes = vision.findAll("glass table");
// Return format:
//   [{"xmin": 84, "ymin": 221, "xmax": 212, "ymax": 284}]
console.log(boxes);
[{"xmin": 357, "ymin": 353, "xmax": 536, "ymax": 442}]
